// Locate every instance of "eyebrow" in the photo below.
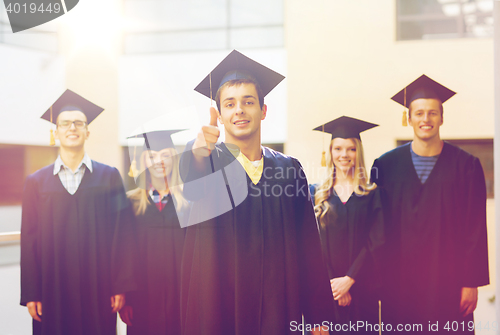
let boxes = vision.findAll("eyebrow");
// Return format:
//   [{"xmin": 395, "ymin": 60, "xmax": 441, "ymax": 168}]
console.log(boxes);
[{"xmin": 222, "ymin": 95, "xmax": 257, "ymax": 102}]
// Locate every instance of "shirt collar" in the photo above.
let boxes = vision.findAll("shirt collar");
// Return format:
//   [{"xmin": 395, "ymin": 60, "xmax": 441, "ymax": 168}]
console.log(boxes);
[{"xmin": 53, "ymin": 153, "xmax": 93, "ymax": 175}]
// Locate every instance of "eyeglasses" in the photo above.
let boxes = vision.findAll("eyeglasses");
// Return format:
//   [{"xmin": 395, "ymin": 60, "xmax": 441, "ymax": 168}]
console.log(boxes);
[{"xmin": 57, "ymin": 120, "xmax": 87, "ymax": 129}]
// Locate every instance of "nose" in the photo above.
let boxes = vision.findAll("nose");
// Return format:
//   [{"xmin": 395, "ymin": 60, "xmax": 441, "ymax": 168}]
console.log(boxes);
[
  {"xmin": 423, "ymin": 113, "xmax": 430, "ymax": 122},
  {"xmin": 69, "ymin": 122, "xmax": 77, "ymax": 130},
  {"xmin": 235, "ymin": 101, "xmax": 244, "ymax": 114},
  {"xmin": 341, "ymin": 149, "xmax": 348, "ymax": 157}
]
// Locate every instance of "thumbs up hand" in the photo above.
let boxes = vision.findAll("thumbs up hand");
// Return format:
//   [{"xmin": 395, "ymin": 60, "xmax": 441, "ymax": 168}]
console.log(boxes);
[{"xmin": 192, "ymin": 107, "xmax": 220, "ymax": 157}]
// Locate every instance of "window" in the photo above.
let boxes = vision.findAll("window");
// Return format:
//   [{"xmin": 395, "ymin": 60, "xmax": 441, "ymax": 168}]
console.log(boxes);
[
  {"xmin": 396, "ymin": 0, "xmax": 494, "ymax": 41},
  {"xmin": 123, "ymin": 0, "xmax": 284, "ymax": 54}
]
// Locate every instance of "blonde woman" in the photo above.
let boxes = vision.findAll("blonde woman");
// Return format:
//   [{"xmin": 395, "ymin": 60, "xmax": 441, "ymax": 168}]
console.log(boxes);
[
  {"xmin": 120, "ymin": 130, "xmax": 189, "ymax": 335},
  {"xmin": 311, "ymin": 116, "xmax": 384, "ymax": 332}
]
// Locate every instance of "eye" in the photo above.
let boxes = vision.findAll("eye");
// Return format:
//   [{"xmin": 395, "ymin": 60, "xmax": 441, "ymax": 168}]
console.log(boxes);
[
  {"xmin": 350, "ymin": 148, "xmax": 356, "ymax": 152},
  {"xmin": 245, "ymin": 101, "xmax": 254, "ymax": 105},
  {"xmin": 225, "ymin": 102, "xmax": 234, "ymax": 108}
]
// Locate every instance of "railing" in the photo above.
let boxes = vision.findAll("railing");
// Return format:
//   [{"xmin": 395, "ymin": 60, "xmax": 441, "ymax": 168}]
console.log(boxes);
[{"xmin": 0, "ymin": 232, "xmax": 21, "ymax": 242}]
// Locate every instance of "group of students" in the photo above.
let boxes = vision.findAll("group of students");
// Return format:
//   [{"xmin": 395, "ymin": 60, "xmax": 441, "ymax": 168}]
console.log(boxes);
[{"xmin": 20, "ymin": 50, "xmax": 489, "ymax": 335}]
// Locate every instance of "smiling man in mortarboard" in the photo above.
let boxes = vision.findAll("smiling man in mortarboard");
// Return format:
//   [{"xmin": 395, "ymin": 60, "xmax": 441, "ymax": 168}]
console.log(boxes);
[
  {"xmin": 179, "ymin": 50, "xmax": 334, "ymax": 335},
  {"xmin": 371, "ymin": 75, "xmax": 489, "ymax": 334},
  {"xmin": 20, "ymin": 89, "xmax": 137, "ymax": 335}
]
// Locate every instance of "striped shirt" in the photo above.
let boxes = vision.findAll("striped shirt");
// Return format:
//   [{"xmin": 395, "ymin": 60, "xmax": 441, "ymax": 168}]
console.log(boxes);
[
  {"xmin": 410, "ymin": 144, "xmax": 439, "ymax": 184},
  {"xmin": 53, "ymin": 153, "xmax": 93, "ymax": 195}
]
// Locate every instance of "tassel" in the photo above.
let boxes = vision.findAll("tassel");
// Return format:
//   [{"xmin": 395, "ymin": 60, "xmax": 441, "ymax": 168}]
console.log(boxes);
[
  {"xmin": 128, "ymin": 159, "xmax": 139, "ymax": 178},
  {"xmin": 321, "ymin": 151, "xmax": 326, "ymax": 167},
  {"xmin": 402, "ymin": 110, "xmax": 408, "ymax": 127},
  {"xmin": 49, "ymin": 129, "xmax": 55, "ymax": 146}
]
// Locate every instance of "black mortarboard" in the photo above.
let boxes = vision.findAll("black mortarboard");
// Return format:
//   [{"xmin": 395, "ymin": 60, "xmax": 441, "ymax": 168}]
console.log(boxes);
[
  {"xmin": 40, "ymin": 89, "xmax": 104, "ymax": 125},
  {"xmin": 127, "ymin": 129, "xmax": 185, "ymax": 179},
  {"xmin": 392, "ymin": 75, "xmax": 455, "ymax": 126},
  {"xmin": 128, "ymin": 129, "xmax": 185, "ymax": 152},
  {"xmin": 391, "ymin": 74, "xmax": 456, "ymax": 108},
  {"xmin": 194, "ymin": 50, "xmax": 285, "ymax": 100},
  {"xmin": 313, "ymin": 116, "xmax": 378, "ymax": 140}
]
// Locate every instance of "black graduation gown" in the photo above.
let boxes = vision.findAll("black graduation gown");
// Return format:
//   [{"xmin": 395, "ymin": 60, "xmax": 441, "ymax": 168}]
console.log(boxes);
[
  {"xmin": 310, "ymin": 186, "xmax": 384, "ymax": 332},
  {"xmin": 371, "ymin": 142, "xmax": 489, "ymax": 334},
  {"xmin": 179, "ymin": 142, "xmax": 334, "ymax": 335},
  {"xmin": 20, "ymin": 161, "xmax": 137, "ymax": 335},
  {"xmin": 126, "ymin": 195, "xmax": 187, "ymax": 335}
]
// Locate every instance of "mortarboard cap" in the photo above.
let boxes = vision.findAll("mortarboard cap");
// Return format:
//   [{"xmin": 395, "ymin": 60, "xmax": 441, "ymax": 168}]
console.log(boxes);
[
  {"xmin": 127, "ymin": 129, "xmax": 185, "ymax": 179},
  {"xmin": 40, "ymin": 89, "xmax": 104, "ymax": 125},
  {"xmin": 391, "ymin": 74, "xmax": 456, "ymax": 108},
  {"xmin": 313, "ymin": 116, "xmax": 378, "ymax": 140},
  {"xmin": 194, "ymin": 50, "xmax": 285, "ymax": 100},
  {"xmin": 128, "ymin": 129, "xmax": 185, "ymax": 152},
  {"xmin": 391, "ymin": 75, "xmax": 455, "ymax": 126}
]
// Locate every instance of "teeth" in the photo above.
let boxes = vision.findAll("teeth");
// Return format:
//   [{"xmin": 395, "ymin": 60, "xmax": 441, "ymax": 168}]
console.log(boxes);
[
  {"xmin": 421, "ymin": 126, "xmax": 432, "ymax": 129},
  {"xmin": 234, "ymin": 121, "xmax": 248, "ymax": 125}
]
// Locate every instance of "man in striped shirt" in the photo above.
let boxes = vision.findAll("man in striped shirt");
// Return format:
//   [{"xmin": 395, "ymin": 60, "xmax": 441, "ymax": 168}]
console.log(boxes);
[{"xmin": 371, "ymin": 75, "xmax": 489, "ymax": 334}]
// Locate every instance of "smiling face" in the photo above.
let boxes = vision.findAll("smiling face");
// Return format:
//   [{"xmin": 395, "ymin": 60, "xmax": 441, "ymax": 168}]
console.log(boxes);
[
  {"xmin": 144, "ymin": 148, "xmax": 174, "ymax": 182},
  {"xmin": 331, "ymin": 137, "xmax": 357, "ymax": 175},
  {"xmin": 54, "ymin": 110, "xmax": 89, "ymax": 149},
  {"xmin": 218, "ymin": 82, "xmax": 267, "ymax": 144},
  {"xmin": 408, "ymin": 98, "xmax": 443, "ymax": 142}
]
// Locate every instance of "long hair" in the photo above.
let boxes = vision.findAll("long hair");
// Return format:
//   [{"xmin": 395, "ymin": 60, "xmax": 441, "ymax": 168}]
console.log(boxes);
[
  {"xmin": 314, "ymin": 138, "xmax": 376, "ymax": 228},
  {"xmin": 127, "ymin": 148, "xmax": 189, "ymax": 216}
]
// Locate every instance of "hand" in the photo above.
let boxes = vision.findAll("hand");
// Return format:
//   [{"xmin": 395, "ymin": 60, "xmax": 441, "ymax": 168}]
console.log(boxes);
[
  {"xmin": 331, "ymin": 276, "xmax": 355, "ymax": 301},
  {"xmin": 27, "ymin": 301, "xmax": 42, "ymax": 322},
  {"xmin": 311, "ymin": 325, "xmax": 330, "ymax": 335},
  {"xmin": 337, "ymin": 291, "xmax": 352, "ymax": 307},
  {"xmin": 119, "ymin": 305, "xmax": 133, "ymax": 326},
  {"xmin": 111, "ymin": 294, "xmax": 126, "ymax": 313},
  {"xmin": 192, "ymin": 107, "xmax": 220, "ymax": 158},
  {"xmin": 459, "ymin": 287, "xmax": 478, "ymax": 316}
]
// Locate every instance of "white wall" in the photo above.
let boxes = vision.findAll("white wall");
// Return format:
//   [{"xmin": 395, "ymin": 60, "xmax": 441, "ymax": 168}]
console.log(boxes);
[
  {"xmin": 118, "ymin": 48, "xmax": 287, "ymax": 146},
  {"xmin": 0, "ymin": 44, "xmax": 65, "ymax": 146}
]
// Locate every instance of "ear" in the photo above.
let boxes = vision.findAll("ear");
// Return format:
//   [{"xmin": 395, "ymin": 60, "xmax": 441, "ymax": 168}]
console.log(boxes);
[
  {"xmin": 440, "ymin": 112, "xmax": 444, "ymax": 126},
  {"xmin": 261, "ymin": 104, "xmax": 267, "ymax": 121}
]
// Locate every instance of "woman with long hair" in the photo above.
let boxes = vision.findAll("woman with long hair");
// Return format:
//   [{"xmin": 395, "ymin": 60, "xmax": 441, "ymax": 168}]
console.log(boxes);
[
  {"xmin": 311, "ymin": 116, "xmax": 384, "ymax": 332},
  {"xmin": 120, "ymin": 130, "xmax": 189, "ymax": 335}
]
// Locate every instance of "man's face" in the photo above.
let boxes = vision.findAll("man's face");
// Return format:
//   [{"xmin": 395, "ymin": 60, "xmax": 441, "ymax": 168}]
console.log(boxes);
[
  {"xmin": 54, "ymin": 110, "xmax": 89, "ymax": 149},
  {"xmin": 408, "ymin": 98, "xmax": 443, "ymax": 142},
  {"xmin": 218, "ymin": 82, "xmax": 267, "ymax": 143}
]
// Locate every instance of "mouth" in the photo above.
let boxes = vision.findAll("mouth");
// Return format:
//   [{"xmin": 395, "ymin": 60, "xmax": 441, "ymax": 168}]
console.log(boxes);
[
  {"xmin": 233, "ymin": 120, "xmax": 250, "ymax": 126},
  {"xmin": 420, "ymin": 125, "xmax": 433, "ymax": 130},
  {"xmin": 66, "ymin": 135, "xmax": 79, "ymax": 139}
]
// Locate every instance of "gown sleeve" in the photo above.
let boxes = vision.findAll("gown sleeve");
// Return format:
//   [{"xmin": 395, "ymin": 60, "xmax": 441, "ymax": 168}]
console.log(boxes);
[
  {"xmin": 20, "ymin": 174, "xmax": 41, "ymax": 306},
  {"xmin": 109, "ymin": 168, "xmax": 138, "ymax": 296},
  {"xmin": 460, "ymin": 157, "xmax": 489, "ymax": 287},
  {"xmin": 345, "ymin": 189, "xmax": 385, "ymax": 282},
  {"xmin": 294, "ymin": 160, "xmax": 334, "ymax": 324}
]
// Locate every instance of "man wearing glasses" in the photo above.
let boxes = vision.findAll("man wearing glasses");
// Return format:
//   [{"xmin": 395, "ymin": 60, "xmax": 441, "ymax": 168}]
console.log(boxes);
[{"xmin": 20, "ymin": 90, "xmax": 137, "ymax": 335}]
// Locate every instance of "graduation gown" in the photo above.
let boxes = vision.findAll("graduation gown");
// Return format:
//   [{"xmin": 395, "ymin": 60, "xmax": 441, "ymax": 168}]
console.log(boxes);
[
  {"xmin": 126, "ymin": 194, "xmax": 187, "ymax": 335},
  {"xmin": 371, "ymin": 142, "xmax": 489, "ymax": 333},
  {"xmin": 310, "ymin": 185, "xmax": 384, "ymax": 332},
  {"xmin": 179, "ymin": 142, "xmax": 334, "ymax": 335},
  {"xmin": 20, "ymin": 161, "xmax": 137, "ymax": 335}
]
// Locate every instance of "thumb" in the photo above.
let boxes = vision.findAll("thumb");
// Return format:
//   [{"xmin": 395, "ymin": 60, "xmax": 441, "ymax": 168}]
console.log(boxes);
[
  {"xmin": 209, "ymin": 107, "xmax": 219, "ymax": 127},
  {"xmin": 37, "ymin": 302, "xmax": 42, "ymax": 316}
]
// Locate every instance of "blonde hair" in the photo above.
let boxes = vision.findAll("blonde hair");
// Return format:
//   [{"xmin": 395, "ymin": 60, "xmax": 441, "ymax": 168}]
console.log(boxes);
[
  {"xmin": 314, "ymin": 138, "xmax": 376, "ymax": 228},
  {"xmin": 127, "ymin": 148, "xmax": 189, "ymax": 216}
]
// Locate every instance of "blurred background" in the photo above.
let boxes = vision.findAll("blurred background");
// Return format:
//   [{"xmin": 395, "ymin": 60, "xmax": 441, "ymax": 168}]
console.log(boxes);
[{"xmin": 0, "ymin": 0, "xmax": 496, "ymax": 333}]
